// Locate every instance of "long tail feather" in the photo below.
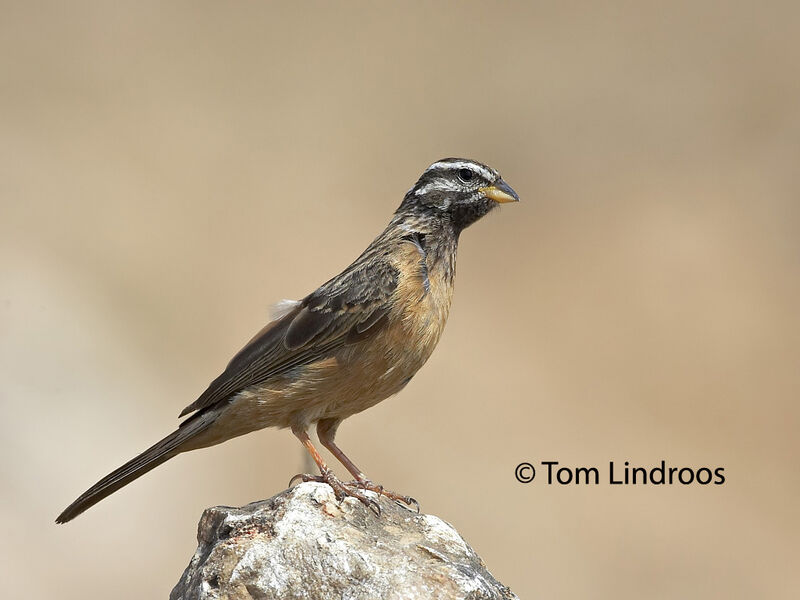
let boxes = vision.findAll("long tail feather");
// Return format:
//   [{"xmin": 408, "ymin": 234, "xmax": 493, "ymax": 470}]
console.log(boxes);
[{"xmin": 56, "ymin": 416, "xmax": 212, "ymax": 524}]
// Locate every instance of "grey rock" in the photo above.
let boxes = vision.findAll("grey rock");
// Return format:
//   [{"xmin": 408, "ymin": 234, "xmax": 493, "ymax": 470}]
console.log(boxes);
[{"xmin": 171, "ymin": 482, "xmax": 518, "ymax": 600}]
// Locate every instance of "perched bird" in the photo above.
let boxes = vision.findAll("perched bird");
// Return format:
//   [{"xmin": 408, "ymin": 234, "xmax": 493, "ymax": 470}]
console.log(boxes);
[{"xmin": 56, "ymin": 158, "xmax": 519, "ymax": 523}]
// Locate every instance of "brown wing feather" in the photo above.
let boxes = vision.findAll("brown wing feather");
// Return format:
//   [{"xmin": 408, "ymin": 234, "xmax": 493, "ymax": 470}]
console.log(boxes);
[{"xmin": 178, "ymin": 251, "xmax": 398, "ymax": 418}]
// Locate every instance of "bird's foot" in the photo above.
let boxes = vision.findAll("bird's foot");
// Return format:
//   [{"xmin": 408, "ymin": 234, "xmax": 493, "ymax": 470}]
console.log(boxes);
[
  {"xmin": 289, "ymin": 468, "xmax": 382, "ymax": 515},
  {"xmin": 347, "ymin": 478, "xmax": 420, "ymax": 513}
]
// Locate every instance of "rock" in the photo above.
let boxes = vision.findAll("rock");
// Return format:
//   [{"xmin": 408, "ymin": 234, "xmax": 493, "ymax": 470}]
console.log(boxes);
[{"xmin": 171, "ymin": 482, "xmax": 518, "ymax": 600}]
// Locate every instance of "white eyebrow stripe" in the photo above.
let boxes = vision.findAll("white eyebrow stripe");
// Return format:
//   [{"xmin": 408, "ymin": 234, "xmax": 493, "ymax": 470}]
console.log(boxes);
[
  {"xmin": 414, "ymin": 179, "xmax": 462, "ymax": 195},
  {"xmin": 425, "ymin": 160, "xmax": 496, "ymax": 180}
]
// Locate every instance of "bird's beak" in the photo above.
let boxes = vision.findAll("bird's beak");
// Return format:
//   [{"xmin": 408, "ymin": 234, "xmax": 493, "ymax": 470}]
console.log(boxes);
[{"xmin": 480, "ymin": 179, "xmax": 520, "ymax": 203}]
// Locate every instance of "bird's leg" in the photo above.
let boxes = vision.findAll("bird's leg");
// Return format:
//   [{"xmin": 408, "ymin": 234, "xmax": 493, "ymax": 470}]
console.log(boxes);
[
  {"xmin": 315, "ymin": 419, "xmax": 366, "ymax": 480},
  {"xmin": 289, "ymin": 426, "xmax": 381, "ymax": 515},
  {"xmin": 316, "ymin": 418, "xmax": 419, "ymax": 512}
]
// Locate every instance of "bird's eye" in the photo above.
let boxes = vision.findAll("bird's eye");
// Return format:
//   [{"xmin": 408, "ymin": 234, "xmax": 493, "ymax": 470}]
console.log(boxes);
[{"xmin": 458, "ymin": 168, "xmax": 474, "ymax": 182}]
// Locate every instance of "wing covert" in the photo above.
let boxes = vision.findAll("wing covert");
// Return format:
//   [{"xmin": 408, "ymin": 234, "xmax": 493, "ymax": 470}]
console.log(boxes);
[{"xmin": 178, "ymin": 257, "xmax": 398, "ymax": 418}]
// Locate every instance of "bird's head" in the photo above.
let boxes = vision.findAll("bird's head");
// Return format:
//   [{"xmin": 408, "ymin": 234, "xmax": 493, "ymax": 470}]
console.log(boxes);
[{"xmin": 398, "ymin": 158, "xmax": 519, "ymax": 233}]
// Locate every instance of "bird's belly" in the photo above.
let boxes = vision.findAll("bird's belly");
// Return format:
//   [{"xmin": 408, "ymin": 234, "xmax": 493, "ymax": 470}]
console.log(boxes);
[
  {"xmin": 279, "ymin": 328, "xmax": 438, "ymax": 427},
  {"xmin": 231, "ymin": 298, "xmax": 446, "ymax": 432}
]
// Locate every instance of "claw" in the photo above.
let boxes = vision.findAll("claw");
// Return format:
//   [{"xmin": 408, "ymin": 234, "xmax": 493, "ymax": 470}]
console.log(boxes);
[
  {"xmin": 288, "ymin": 472, "xmax": 325, "ymax": 488},
  {"xmin": 367, "ymin": 497, "xmax": 382, "ymax": 516},
  {"xmin": 342, "ymin": 478, "xmax": 419, "ymax": 512},
  {"xmin": 391, "ymin": 495, "xmax": 419, "ymax": 512},
  {"xmin": 292, "ymin": 470, "xmax": 384, "ymax": 515},
  {"xmin": 290, "ymin": 470, "xmax": 417, "ymax": 516}
]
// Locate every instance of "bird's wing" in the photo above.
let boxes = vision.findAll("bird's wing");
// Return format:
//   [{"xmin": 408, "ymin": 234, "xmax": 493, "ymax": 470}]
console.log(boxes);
[{"xmin": 178, "ymin": 256, "xmax": 398, "ymax": 418}]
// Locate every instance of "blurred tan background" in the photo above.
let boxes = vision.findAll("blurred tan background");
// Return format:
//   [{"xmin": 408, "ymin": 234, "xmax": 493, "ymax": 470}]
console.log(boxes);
[{"xmin": 2, "ymin": 1, "xmax": 798, "ymax": 598}]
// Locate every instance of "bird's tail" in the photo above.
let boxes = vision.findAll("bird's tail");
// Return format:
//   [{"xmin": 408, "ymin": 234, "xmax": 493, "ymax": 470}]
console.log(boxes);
[{"xmin": 55, "ymin": 415, "xmax": 212, "ymax": 524}]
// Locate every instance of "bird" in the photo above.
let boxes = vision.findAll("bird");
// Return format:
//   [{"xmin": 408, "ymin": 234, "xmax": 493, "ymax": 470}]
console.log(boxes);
[{"xmin": 56, "ymin": 157, "xmax": 519, "ymax": 523}]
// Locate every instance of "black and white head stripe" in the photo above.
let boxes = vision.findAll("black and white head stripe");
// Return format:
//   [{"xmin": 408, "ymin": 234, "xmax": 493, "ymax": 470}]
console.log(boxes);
[
  {"xmin": 399, "ymin": 157, "xmax": 514, "ymax": 231},
  {"xmin": 424, "ymin": 159, "xmax": 497, "ymax": 181},
  {"xmin": 413, "ymin": 158, "xmax": 499, "ymax": 197}
]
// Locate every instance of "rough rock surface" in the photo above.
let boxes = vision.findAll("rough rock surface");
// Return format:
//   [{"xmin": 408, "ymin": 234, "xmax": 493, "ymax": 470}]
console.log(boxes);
[{"xmin": 171, "ymin": 482, "xmax": 518, "ymax": 600}]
